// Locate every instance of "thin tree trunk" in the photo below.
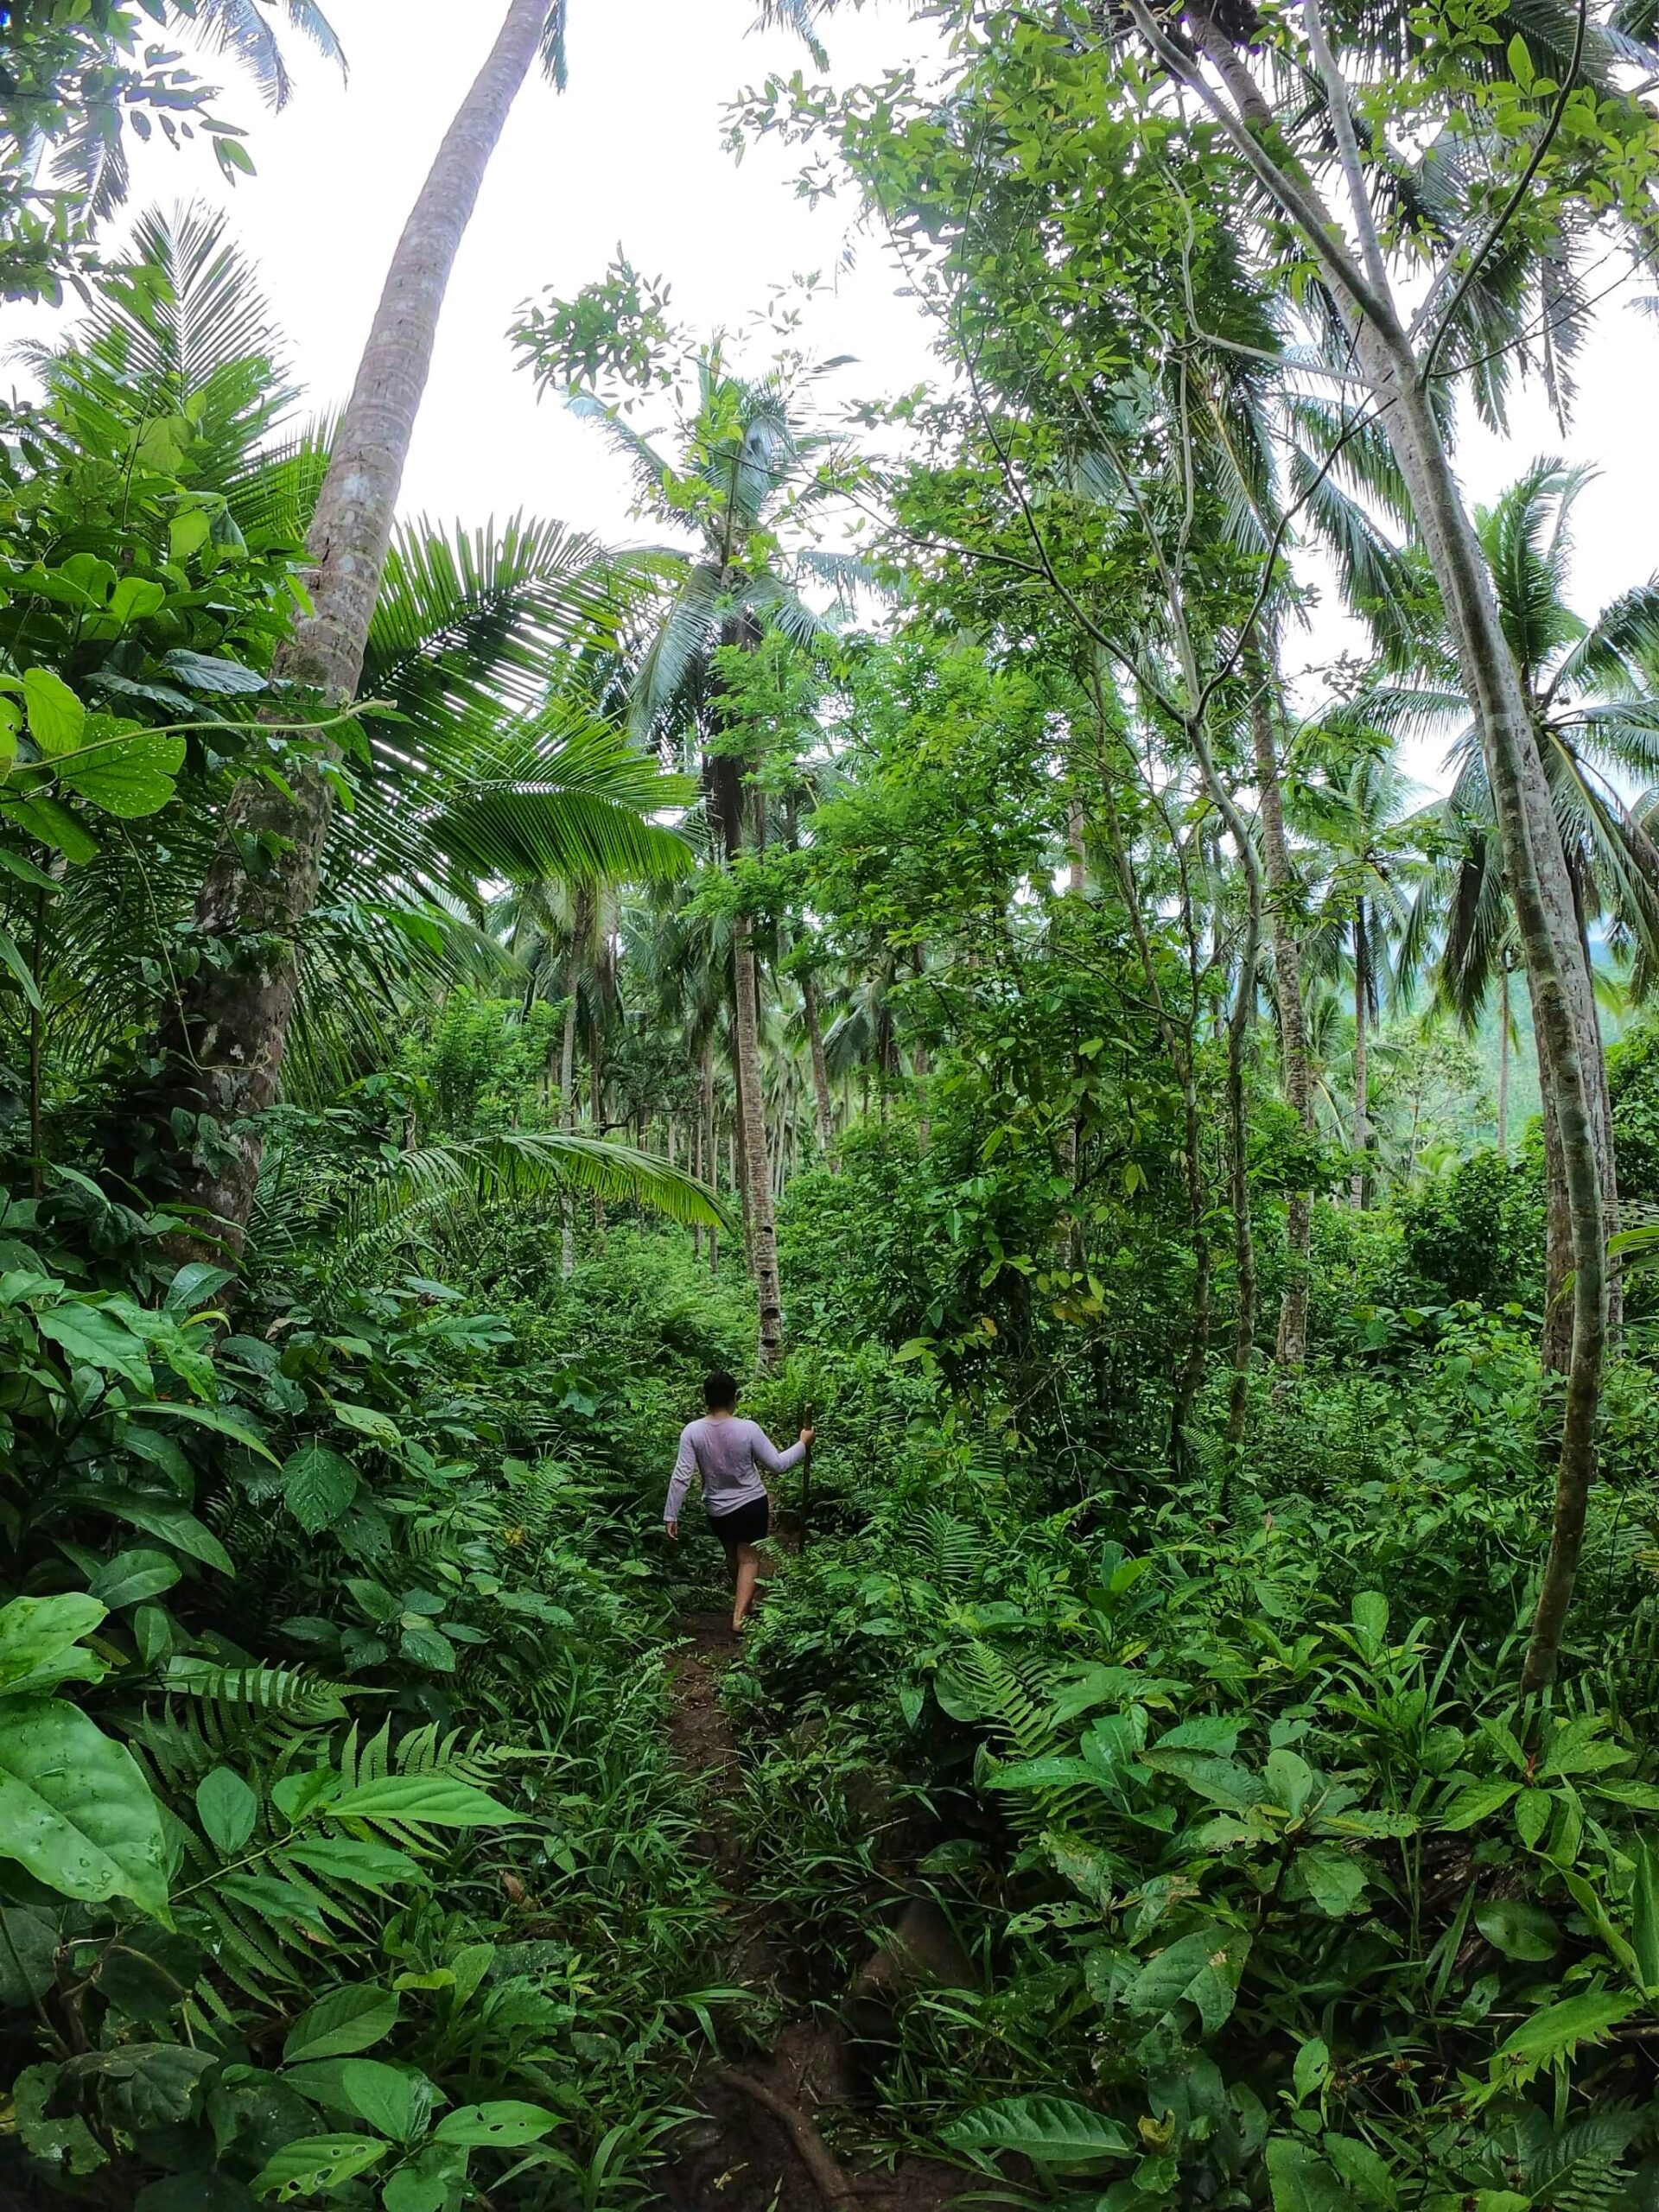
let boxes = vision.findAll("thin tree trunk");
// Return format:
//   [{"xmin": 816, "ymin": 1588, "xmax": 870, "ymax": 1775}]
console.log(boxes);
[
  {"xmin": 1227, "ymin": 842, "xmax": 1262, "ymax": 1444},
  {"xmin": 1351, "ymin": 899, "xmax": 1370, "ymax": 1210},
  {"xmin": 1133, "ymin": 0, "xmax": 1605, "ymax": 1683},
  {"xmin": 911, "ymin": 945, "xmax": 931, "ymax": 1151},
  {"xmin": 559, "ymin": 883, "xmax": 589, "ymax": 1281},
  {"xmin": 1497, "ymin": 961, "xmax": 1510, "ymax": 1154},
  {"xmin": 701, "ymin": 1039, "xmax": 719, "ymax": 1277},
  {"xmin": 691, "ymin": 1108, "xmax": 702, "ymax": 1263},
  {"xmin": 1097, "ymin": 746, "xmax": 1208, "ymax": 1465},
  {"xmin": 734, "ymin": 919, "xmax": 784, "ymax": 1365},
  {"xmin": 802, "ymin": 971, "xmax": 836, "ymax": 1167},
  {"xmin": 154, "ymin": 0, "xmax": 551, "ymax": 1257},
  {"xmin": 1247, "ymin": 650, "xmax": 1314, "ymax": 1370},
  {"xmin": 590, "ymin": 1052, "xmax": 604, "ymax": 1235}
]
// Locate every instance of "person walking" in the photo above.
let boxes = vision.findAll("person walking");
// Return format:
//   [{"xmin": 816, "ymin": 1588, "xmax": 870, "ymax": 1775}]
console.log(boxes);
[{"xmin": 664, "ymin": 1370, "xmax": 814, "ymax": 1632}]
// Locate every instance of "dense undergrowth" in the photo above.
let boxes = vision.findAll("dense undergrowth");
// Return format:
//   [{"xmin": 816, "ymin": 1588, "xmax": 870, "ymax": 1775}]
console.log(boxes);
[
  {"xmin": 728, "ymin": 1153, "xmax": 1659, "ymax": 2212},
  {"xmin": 10, "ymin": 2, "xmax": 1659, "ymax": 2207}
]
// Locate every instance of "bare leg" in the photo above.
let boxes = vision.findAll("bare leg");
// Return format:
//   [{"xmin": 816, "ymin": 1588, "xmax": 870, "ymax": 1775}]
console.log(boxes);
[{"xmin": 733, "ymin": 1541, "xmax": 762, "ymax": 1630}]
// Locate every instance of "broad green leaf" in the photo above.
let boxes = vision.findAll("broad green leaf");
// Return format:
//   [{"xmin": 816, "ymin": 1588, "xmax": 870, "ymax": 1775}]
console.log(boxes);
[
  {"xmin": 162, "ymin": 647, "xmax": 266, "ymax": 694},
  {"xmin": 334, "ymin": 2060, "xmax": 432, "ymax": 2145},
  {"xmin": 1292, "ymin": 2037, "xmax": 1329, "ymax": 2104},
  {"xmin": 1265, "ymin": 2138, "xmax": 1345, "ymax": 2212},
  {"xmin": 0, "ymin": 1905, "xmax": 57, "ymax": 2006},
  {"xmin": 196, "ymin": 1767, "xmax": 258, "ymax": 1856},
  {"xmin": 251, "ymin": 2134, "xmax": 389, "ymax": 2201},
  {"xmin": 108, "ymin": 576, "xmax": 168, "ymax": 626},
  {"xmin": 1323, "ymin": 2132, "xmax": 1401, "ymax": 2205},
  {"xmin": 398, "ymin": 1622, "xmax": 456, "ymax": 1672},
  {"xmin": 432, "ymin": 2100, "xmax": 556, "ymax": 2147},
  {"xmin": 988, "ymin": 1755, "xmax": 1099, "ymax": 1790},
  {"xmin": 326, "ymin": 1772, "xmax": 521, "ymax": 1828},
  {"xmin": 36, "ymin": 1302, "xmax": 153, "ymax": 1387},
  {"xmin": 63, "ymin": 1489, "xmax": 234, "ymax": 1576},
  {"xmin": 0, "ymin": 1592, "xmax": 106, "ymax": 1695},
  {"xmin": 89, "ymin": 1549, "xmax": 181, "ymax": 1611},
  {"xmin": 1488, "ymin": 1988, "xmax": 1634, "ymax": 2087},
  {"xmin": 0, "ymin": 841, "xmax": 58, "ymax": 888},
  {"xmin": 164, "ymin": 1261, "xmax": 236, "ymax": 1313},
  {"xmin": 940, "ymin": 2094, "xmax": 1135, "ymax": 2171},
  {"xmin": 1474, "ymin": 1898, "xmax": 1560, "ymax": 1961},
  {"xmin": 1127, "ymin": 1927, "xmax": 1249, "ymax": 2036},
  {"xmin": 23, "ymin": 667, "xmax": 84, "ymax": 756},
  {"xmin": 0, "ymin": 792, "xmax": 99, "ymax": 861},
  {"xmin": 1514, "ymin": 1788, "xmax": 1552, "ymax": 1848},
  {"xmin": 0, "ymin": 1698, "xmax": 168, "ymax": 1916},
  {"xmin": 1351, "ymin": 1590, "xmax": 1389, "ymax": 1647},
  {"xmin": 333, "ymin": 1402, "xmax": 403, "ymax": 1447},
  {"xmin": 282, "ymin": 1444, "xmax": 358, "ymax": 1535},
  {"xmin": 169, "ymin": 509, "xmax": 212, "ymax": 563},
  {"xmin": 1292, "ymin": 1845, "xmax": 1367, "ymax": 1917},
  {"xmin": 127, "ymin": 1400, "xmax": 279, "ymax": 1464},
  {"xmin": 58, "ymin": 720, "xmax": 185, "ymax": 818},
  {"xmin": 1139, "ymin": 1746, "xmax": 1261, "ymax": 1808},
  {"xmin": 283, "ymin": 1837, "xmax": 426, "ymax": 1894},
  {"xmin": 381, "ymin": 2148, "xmax": 468, "ymax": 2212},
  {"xmin": 283, "ymin": 1982, "xmax": 400, "ymax": 2063},
  {"xmin": 1438, "ymin": 1777, "xmax": 1519, "ymax": 1830}
]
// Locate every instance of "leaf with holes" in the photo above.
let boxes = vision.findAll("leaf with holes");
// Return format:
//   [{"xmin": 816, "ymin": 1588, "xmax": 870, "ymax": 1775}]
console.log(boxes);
[
  {"xmin": 429, "ymin": 2101, "xmax": 562, "ymax": 2148},
  {"xmin": 251, "ymin": 2134, "xmax": 390, "ymax": 2201}
]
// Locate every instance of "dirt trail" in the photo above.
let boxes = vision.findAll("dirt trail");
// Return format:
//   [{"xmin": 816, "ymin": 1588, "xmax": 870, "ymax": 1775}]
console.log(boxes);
[{"xmin": 659, "ymin": 1607, "xmax": 963, "ymax": 2212}]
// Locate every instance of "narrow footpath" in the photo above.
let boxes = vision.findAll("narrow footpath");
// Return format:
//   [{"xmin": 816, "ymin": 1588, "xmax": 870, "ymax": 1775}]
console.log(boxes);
[{"xmin": 658, "ymin": 1607, "xmax": 964, "ymax": 2212}]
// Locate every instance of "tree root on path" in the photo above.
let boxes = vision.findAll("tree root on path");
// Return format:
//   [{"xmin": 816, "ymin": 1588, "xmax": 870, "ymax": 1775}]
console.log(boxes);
[{"xmin": 711, "ymin": 2066, "xmax": 859, "ymax": 2209}]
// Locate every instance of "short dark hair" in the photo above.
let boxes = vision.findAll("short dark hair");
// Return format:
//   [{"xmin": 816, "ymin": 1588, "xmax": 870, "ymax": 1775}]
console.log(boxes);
[{"xmin": 704, "ymin": 1370, "xmax": 740, "ymax": 1410}]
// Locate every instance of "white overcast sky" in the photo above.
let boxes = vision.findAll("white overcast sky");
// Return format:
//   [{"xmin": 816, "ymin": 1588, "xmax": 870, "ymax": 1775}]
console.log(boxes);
[{"xmin": 9, "ymin": 0, "xmax": 1659, "ymax": 787}]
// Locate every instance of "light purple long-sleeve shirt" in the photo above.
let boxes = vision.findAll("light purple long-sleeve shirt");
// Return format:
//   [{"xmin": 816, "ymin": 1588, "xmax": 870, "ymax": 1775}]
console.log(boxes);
[{"xmin": 664, "ymin": 1415, "xmax": 806, "ymax": 1523}]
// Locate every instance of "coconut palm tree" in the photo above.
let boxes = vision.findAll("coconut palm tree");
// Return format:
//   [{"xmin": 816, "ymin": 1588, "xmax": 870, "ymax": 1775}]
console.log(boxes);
[
  {"xmin": 156, "ymin": 0, "xmax": 575, "ymax": 1257},
  {"xmin": 1370, "ymin": 461, "xmax": 1659, "ymax": 1349},
  {"xmin": 1295, "ymin": 741, "xmax": 1427, "ymax": 1208},
  {"xmin": 16, "ymin": 199, "xmax": 708, "ymax": 1243},
  {"xmin": 557, "ymin": 346, "xmax": 858, "ymax": 1367}
]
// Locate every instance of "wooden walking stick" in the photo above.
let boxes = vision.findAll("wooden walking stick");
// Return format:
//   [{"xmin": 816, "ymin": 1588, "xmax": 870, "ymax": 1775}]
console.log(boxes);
[{"xmin": 799, "ymin": 1400, "xmax": 815, "ymax": 1552}]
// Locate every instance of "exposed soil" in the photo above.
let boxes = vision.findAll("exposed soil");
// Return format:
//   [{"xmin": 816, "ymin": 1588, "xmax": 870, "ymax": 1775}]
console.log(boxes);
[{"xmin": 660, "ymin": 1595, "xmax": 965, "ymax": 2212}]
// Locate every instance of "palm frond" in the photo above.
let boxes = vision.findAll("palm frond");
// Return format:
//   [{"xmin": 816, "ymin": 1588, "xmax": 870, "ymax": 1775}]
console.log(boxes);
[{"xmin": 182, "ymin": 0, "xmax": 348, "ymax": 111}]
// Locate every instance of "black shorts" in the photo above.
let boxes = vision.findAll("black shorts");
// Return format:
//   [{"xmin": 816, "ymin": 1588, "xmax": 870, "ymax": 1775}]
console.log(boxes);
[{"xmin": 708, "ymin": 1497, "xmax": 770, "ymax": 1546}]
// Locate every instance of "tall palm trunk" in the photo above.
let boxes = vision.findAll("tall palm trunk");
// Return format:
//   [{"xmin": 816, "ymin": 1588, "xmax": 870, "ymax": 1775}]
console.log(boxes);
[
  {"xmin": 1225, "ymin": 860, "xmax": 1262, "ymax": 1443},
  {"xmin": 559, "ymin": 882, "xmax": 590, "ymax": 1280},
  {"xmin": 802, "ymin": 971, "xmax": 836, "ymax": 1167},
  {"xmin": 1134, "ymin": 0, "xmax": 1606, "ymax": 1682},
  {"xmin": 1351, "ymin": 898, "xmax": 1370, "ymax": 1210},
  {"xmin": 733, "ymin": 917, "xmax": 783, "ymax": 1364},
  {"xmin": 702, "ymin": 1040, "xmax": 720, "ymax": 1278},
  {"xmin": 1246, "ymin": 650, "xmax": 1314, "ymax": 1368},
  {"xmin": 157, "ymin": 0, "xmax": 552, "ymax": 1256}
]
